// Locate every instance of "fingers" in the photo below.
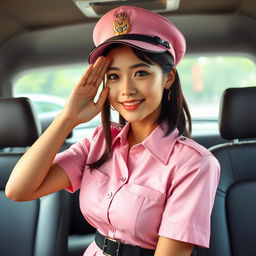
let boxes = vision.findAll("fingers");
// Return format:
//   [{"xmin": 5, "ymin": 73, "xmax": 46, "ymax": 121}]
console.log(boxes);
[
  {"xmin": 78, "ymin": 65, "xmax": 93, "ymax": 87},
  {"xmin": 80, "ymin": 56, "xmax": 110, "ymax": 87},
  {"xmin": 95, "ymin": 87, "xmax": 109, "ymax": 110},
  {"xmin": 93, "ymin": 57, "xmax": 111, "ymax": 86}
]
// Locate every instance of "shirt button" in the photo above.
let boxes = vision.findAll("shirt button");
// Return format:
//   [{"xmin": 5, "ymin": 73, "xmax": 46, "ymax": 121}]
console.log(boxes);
[
  {"xmin": 121, "ymin": 177, "xmax": 126, "ymax": 182},
  {"xmin": 110, "ymin": 228, "xmax": 115, "ymax": 233},
  {"xmin": 106, "ymin": 192, "xmax": 113, "ymax": 199}
]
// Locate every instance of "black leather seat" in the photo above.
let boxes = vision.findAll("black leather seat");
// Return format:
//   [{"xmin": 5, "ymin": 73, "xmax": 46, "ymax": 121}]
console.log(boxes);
[
  {"xmin": 0, "ymin": 97, "xmax": 70, "ymax": 256},
  {"xmin": 196, "ymin": 86, "xmax": 256, "ymax": 256}
]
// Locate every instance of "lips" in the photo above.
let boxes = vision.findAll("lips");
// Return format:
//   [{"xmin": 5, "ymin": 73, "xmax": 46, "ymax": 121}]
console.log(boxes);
[{"xmin": 120, "ymin": 99, "xmax": 144, "ymax": 111}]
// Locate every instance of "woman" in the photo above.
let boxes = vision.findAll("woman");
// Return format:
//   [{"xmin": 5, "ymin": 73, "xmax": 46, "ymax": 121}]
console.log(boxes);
[{"xmin": 6, "ymin": 6, "xmax": 220, "ymax": 256}]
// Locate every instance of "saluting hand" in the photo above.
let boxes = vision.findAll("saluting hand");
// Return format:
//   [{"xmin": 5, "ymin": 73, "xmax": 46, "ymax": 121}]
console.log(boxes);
[{"xmin": 60, "ymin": 56, "xmax": 110, "ymax": 127}]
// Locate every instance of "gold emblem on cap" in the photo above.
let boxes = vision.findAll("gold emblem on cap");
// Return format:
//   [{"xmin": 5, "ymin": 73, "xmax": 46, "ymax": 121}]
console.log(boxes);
[{"xmin": 113, "ymin": 12, "xmax": 131, "ymax": 35}]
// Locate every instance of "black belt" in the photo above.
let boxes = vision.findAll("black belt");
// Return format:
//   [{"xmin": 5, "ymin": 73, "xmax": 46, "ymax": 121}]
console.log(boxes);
[{"xmin": 95, "ymin": 230, "xmax": 155, "ymax": 256}]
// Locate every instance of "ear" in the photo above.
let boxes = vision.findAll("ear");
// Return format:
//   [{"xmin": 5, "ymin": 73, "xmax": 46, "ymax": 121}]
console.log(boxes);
[{"xmin": 164, "ymin": 68, "xmax": 176, "ymax": 90}]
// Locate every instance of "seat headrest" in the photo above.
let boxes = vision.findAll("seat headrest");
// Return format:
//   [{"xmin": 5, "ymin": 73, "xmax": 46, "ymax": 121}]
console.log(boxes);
[
  {"xmin": 0, "ymin": 97, "xmax": 41, "ymax": 148},
  {"xmin": 219, "ymin": 87, "xmax": 256, "ymax": 140}
]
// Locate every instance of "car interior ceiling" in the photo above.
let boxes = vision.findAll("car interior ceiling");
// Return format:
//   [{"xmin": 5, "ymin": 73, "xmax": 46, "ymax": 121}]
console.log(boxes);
[
  {"xmin": 0, "ymin": 0, "xmax": 256, "ymax": 256},
  {"xmin": 0, "ymin": 0, "xmax": 255, "ymax": 96}
]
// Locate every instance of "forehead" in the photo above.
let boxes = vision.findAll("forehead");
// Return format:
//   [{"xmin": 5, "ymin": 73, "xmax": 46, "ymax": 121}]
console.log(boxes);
[
  {"xmin": 106, "ymin": 46, "xmax": 138, "ymax": 61},
  {"xmin": 106, "ymin": 45, "xmax": 158, "ymax": 69}
]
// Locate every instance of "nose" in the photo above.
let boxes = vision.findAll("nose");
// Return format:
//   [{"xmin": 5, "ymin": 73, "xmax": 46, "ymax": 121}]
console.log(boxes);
[{"xmin": 121, "ymin": 77, "xmax": 136, "ymax": 96}]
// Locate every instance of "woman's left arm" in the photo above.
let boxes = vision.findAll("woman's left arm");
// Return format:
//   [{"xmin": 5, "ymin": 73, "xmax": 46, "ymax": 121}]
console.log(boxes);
[{"xmin": 154, "ymin": 236, "xmax": 194, "ymax": 256}]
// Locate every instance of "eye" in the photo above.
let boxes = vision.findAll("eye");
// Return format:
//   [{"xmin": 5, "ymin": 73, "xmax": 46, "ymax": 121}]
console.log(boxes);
[
  {"xmin": 134, "ymin": 70, "xmax": 149, "ymax": 77},
  {"xmin": 107, "ymin": 73, "xmax": 119, "ymax": 80}
]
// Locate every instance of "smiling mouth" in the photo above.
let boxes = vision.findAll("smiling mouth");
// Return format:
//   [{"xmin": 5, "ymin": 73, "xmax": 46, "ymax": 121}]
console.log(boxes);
[
  {"xmin": 120, "ymin": 99, "xmax": 144, "ymax": 110},
  {"xmin": 122, "ymin": 100, "xmax": 142, "ymax": 106}
]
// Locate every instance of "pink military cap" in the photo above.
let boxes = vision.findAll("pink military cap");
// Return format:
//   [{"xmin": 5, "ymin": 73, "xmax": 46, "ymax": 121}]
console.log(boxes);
[{"xmin": 88, "ymin": 6, "xmax": 186, "ymax": 66}]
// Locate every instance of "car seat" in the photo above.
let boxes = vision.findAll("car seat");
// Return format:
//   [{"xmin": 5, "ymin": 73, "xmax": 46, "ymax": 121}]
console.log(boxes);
[
  {"xmin": 0, "ymin": 97, "xmax": 70, "ymax": 256},
  {"xmin": 67, "ymin": 189, "xmax": 96, "ymax": 256},
  {"xmin": 195, "ymin": 86, "xmax": 256, "ymax": 256}
]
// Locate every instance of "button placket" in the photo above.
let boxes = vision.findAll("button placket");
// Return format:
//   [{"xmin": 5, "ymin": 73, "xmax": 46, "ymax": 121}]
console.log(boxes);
[{"xmin": 99, "ymin": 189, "xmax": 116, "ymax": 224}]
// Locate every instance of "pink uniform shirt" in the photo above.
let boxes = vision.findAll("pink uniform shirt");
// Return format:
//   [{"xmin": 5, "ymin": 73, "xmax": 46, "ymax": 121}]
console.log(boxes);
[{"xmin": 54, "ymin": 122, "xmax": 220, "ymax": 255}]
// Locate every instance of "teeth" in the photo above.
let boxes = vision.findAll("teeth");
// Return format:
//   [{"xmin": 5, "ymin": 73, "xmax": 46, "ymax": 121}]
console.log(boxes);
[{"xmin": 123, "ymin": 100, "xmax": 141, "ymax": 106}]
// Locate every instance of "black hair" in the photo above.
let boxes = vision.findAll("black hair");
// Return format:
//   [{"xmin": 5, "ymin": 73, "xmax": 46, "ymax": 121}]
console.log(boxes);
[{"xmin": 88, "ymin": 44, "xmax": 191, "ymax": 169}]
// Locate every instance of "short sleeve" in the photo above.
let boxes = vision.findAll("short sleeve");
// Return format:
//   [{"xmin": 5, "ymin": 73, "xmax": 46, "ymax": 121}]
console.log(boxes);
[
  {"xmin": 158, "ymin": 154, "xmax": 220, "ymax": 248},
  {"xmin": 53, "ymin": 126, "xmax": 102, "ymax": 193},
  {"xmin": 53, "ymin": 139, "xmax": 90, "ymax": 193}
]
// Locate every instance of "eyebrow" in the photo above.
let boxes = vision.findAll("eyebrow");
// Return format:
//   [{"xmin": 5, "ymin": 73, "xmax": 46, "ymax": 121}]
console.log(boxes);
[{"xmin": 107, "ymin": 63, "xmax": 151, "ymax": 71}]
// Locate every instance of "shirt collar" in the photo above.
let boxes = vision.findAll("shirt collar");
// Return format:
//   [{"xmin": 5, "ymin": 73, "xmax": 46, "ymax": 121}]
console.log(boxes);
[
  {"xmin": 142, "ymin": 123, "xmax": 179, "ymax": 164},
  {"xmin": 112, "ymin": 122, "xmax": 179, "ymax": 164},
  {"xmin": 111, "ymin": 122, "xmax": 130, "ymax": 147}
]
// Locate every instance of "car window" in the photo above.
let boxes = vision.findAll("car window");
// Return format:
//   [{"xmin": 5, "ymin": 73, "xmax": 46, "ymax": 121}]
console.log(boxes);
[
  {"xmin": 13, "ymin": 55, "xmax": 256, "ymax": 138},
  {"xmin": 34, "ymin": 101, "xmax": 63, "ymax": 113},
  {"xmin": 178, "ymin": 55, "xmax": 256, "ymax": 120},
  {"xmin": 14, "ymin": 66, "xmax": 85, "ymax": 102}
]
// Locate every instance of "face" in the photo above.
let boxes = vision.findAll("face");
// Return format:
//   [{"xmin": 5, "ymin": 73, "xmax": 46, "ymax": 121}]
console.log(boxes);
[{"xmin": 105, "ymin": 46, "xmax": 172, "ymax": 127}]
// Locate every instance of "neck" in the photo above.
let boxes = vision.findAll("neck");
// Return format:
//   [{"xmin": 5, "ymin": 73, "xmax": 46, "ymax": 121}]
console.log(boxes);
[{"xmin": 127, "ymin": 121, "xmax": 158, "ymax": 148}]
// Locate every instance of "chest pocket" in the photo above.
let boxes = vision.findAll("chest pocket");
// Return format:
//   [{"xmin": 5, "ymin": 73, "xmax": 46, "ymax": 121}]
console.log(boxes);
[{"xmin": 109, "ymin": 184, "xmax": 166, "ymax": 246}]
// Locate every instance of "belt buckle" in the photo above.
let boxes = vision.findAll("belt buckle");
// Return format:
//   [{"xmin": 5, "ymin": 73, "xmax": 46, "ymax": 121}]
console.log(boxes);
[{"xmin": 102, "ymin": 236, "xmax": 121, "ymax": 256}]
